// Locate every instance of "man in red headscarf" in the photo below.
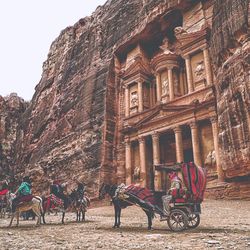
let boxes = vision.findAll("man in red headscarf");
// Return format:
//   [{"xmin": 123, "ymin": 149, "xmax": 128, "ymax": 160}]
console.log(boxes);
[{"xmin": 161, "ymin": 171, "xmax": 183, "ymax": 217}]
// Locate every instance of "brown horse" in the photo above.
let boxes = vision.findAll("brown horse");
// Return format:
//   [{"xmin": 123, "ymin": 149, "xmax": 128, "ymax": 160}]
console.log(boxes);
[{"xmin": 8, "ymin": 193, "xmax": 43, "ymax": 227}]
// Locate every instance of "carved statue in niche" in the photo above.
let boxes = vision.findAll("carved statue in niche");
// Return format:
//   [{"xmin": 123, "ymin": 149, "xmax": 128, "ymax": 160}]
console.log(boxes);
[
  {"xmin": 194, "ymin": 61, "xmax": 205, "ymax": 81},
  {"xmin": 204, "ymin": 150, "xmax": 216, "ymax": 168},
  {"xmin": 130, "ymin": 91, "xmax": 138, "ymax": 107},
  {"xmin": 159, "ymin": 37, "xmax": 174, "ymax": 55},
  {"xmin": 162, "ymin": 78, "xmax": 169, "ymax": 95},
  {"xmin": 133, "ymin": 166, "xmax": 140, "ymax": 181}
]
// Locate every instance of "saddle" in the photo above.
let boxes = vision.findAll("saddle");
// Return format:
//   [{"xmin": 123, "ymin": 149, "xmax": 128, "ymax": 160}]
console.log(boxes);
[
  {"xmin": 16, "ymin": 195, "xmax": 34, "ymax": 207},
  {"xmin": 49, "ymin": 194, "xmax": 64, "ymax": 208}
]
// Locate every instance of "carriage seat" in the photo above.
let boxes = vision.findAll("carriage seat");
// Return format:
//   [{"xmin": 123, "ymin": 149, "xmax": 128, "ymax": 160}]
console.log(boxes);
[{"xmin": 170, "ymin": 188, "xmax": 189, "ymax": 203}]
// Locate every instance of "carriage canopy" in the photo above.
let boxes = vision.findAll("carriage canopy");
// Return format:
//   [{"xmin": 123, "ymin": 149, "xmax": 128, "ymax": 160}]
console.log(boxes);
[{"xmin": 180, "ymin": 162, "xmax": 207, "ymax": 203}]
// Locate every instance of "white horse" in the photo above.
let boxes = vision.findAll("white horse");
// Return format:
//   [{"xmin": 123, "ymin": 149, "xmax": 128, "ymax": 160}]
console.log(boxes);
[{"xmin": 8, "ymin": 193, "xmax": 43, "ymax": 227}]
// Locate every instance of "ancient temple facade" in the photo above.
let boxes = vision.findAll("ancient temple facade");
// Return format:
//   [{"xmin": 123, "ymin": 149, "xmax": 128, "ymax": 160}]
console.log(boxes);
[{"xmin": 112, "ymin": 3, "xmax": 225, "ymax": 191}]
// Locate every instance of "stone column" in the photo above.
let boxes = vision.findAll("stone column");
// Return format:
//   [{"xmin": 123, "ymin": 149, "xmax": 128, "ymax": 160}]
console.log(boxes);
[
  {"xmin": 184, "ymin": 55, "xmax": 194, "ymax": 93},
  {"xmin": 138, "ymin": 136, "xmax": 147, "ymax": 187},
  {"xmin": 156, "ymin": 73, "xmax": 162, "ymax": 102},
  {"xmin": 125, "ymin": 137, "xmax": 132, "ymax": 185},
  {"xmin": 138, "ymin": 80, "xmax": 143, "ymax": 112},
  {"xmin": 173, "ymin": 126, "xmax": 184, "ymax": 163},
  {"xmin": 210, "ymin": 117, "xmax": 224, "ymax": 182},
  {"xmin": 152, "ymin": 132, "xmax": 161, "ymax": 190},
  {"xmin": 190, "ymin": 122, "xmax": 202, "ymax": 166},
  {"xmin": 203, "ymin": 48, "xmax": 213, "ymax": 85},
  {"xmin": 125, "ymin": 86, "xmax": 130, "ymax": 117},
  {"xmin": 168, "ymin": 68, "xmax": 174, "ymax": 101}
]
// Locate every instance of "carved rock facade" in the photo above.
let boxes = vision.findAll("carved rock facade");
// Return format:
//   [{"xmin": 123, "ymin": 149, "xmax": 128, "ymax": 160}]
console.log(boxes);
[{"xmin": 1, "ymin": 0, "xmax": 249, "ymax": 199}]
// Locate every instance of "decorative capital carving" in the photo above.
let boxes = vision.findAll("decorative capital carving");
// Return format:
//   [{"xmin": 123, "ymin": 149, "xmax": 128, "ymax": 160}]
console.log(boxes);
[
  {"xmin": 124, "ymin": 136, "xmax": 130, "ymax": 145},
  {"xmin": 138, "ymin": 136, "xmax": 145, "ymax": 144},
  {"xmin": 210, "ymin": 116, "xmax": 218, "ymax": 124},
  {"xmin": 189, "ymin": 121, "xmax": 198, "ymax": 129},
  {"xmin": 173, "ymin": 126, "xmax": 182, "ymax": 134},
  {"xmin": 152, "ymin": 131, "xmax": 159, "ymax": 140}
]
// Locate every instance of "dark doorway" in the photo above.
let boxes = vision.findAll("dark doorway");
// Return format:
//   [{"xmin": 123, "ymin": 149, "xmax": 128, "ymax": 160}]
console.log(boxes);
[{"xmin": 184, "ymin": 148, "xmax": 194, "ymax": 162}]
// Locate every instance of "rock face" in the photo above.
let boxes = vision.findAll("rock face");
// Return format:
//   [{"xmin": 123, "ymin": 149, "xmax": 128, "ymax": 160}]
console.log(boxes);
[
  {"xmin": 14, "ymin": 0, "xmax": 166, "ymax": 196},
  {"xmin": 208, "ymin": 0, "xmax": 250, "ymax": 198},
  {"xmin": 0, "ymin": 93, "xmax": 27, "ymax": 180},
  {"xmin": 1, "ymin": 0, "xmax": 249, "ymax": 199}
]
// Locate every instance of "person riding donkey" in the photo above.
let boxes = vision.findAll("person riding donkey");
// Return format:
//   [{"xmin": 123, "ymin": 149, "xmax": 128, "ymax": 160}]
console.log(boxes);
[
  {"xmin": 161, "ymin": 171, "xmax": 186, "ymax": 219},
  {"xmin": 12, "ymin": 176, "xmax": 32, "ymax": 212},
  {"xmin": 48, "ymin": 179, "xmax": 69, "ymax": 209}
]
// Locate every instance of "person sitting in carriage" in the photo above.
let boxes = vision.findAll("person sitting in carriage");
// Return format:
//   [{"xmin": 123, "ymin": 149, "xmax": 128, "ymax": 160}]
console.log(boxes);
[
  {"xmin": 161, "ymin": 171, "xmax": 185, "ymax": 217},
  {"xmin": 12, "ymin": 176, "xmax": 32, "ymax": 212}
]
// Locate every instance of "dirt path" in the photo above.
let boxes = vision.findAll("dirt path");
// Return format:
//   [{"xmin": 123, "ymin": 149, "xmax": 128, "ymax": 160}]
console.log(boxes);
[{"xmin": 0, "ymin": 199, "xmax": 250, "ymax": 250}]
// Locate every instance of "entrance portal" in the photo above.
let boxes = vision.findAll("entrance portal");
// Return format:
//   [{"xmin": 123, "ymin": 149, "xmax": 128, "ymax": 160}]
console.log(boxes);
[{"xmin": 184, "ymin": 148, "xmax": 194, "ymax": 162}]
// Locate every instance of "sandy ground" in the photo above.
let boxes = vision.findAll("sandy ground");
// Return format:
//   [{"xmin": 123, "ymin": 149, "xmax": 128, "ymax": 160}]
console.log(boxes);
[{"xmin": 0, "ymin": 199, "xmax": 249, "ymax": 250}]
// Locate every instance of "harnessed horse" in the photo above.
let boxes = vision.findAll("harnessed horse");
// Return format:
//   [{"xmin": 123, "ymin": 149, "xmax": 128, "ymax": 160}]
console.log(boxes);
[
  {"xmin": 99, "ymin": 183, "xmax": 155, "ymax": 230},
  {"xmin": 8, "ymin": 193, "xmax": 43, "ymax": 227}
]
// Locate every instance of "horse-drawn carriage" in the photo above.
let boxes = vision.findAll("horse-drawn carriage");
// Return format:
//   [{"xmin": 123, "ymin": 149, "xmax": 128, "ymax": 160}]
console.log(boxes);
[
  {"xmin": 155, "ymin": 162, "xmax": 206, "ymax": 231},
  {"xmin": 99, "ymin": 162, "xmax": 206, "ymax": 232}
]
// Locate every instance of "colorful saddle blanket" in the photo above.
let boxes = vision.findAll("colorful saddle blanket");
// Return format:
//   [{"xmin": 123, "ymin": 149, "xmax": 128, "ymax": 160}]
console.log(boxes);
[
  {"xmin": 18, "ymin": 195, "xmax": 33, "ymax": 203},
  {"xmin": 0, "ymin": 189, "xmax": 8, "ymax": 196},
  {"xmin": 50, "ymin": 194, "xmax": 64, "ymax": 208},
  {"xmin": 125, "ymin": 185, "xmax": 157, "ymax": 205}
]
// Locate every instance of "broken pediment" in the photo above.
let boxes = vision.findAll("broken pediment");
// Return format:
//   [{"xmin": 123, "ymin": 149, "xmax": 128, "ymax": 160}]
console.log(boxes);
[{"xmin": 121, "ymin": 55, "xmax": 152, "ymax": 80}]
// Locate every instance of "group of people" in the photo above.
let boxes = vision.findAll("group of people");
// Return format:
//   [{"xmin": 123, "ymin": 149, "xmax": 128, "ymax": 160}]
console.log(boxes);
[
  {"xmin": 9, "ymin": 170, "xmax": 184, "ymax": 217},
  {"xmin": 11, "ymin": 176, "xmax": 86, "ymax": 212}
]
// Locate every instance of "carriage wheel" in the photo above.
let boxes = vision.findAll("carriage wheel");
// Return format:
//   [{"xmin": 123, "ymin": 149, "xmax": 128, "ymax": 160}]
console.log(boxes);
[
  {"xmin": 167, "ymin": 209, "xmax": 188, "ymax": 232},
  {"xmin": 187, "ymin": 213, "xmax": 200, "ymax": 229}
]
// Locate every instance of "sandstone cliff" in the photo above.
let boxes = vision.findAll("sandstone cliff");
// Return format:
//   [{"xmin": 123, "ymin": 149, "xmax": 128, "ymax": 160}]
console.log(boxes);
[
  {"xmin": 1, "ymin": 0, "xmax": 249, "ymax": 199},
  {"xmin": 0, "ymin": 93, "xmax": 27, "ymax": 180},
  {"xmin": 15, "ymin": 0, "xmax": 170, "ymax": 195}
]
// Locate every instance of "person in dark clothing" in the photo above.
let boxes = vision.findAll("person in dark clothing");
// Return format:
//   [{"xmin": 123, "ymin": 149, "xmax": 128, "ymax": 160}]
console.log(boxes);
[
  {"xmin": 76, "ymin": 182, "xmax": 86, "ymax": 198},
  {"xmin": 50, "ymin": 180, "xmax": 69, "ymax": 209}
]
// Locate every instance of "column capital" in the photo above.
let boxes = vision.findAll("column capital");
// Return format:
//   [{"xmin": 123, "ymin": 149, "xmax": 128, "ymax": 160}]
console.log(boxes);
[
  {"xmin": 189, "ymin": 121, "xmax": 198, "ymax": 129},
  {"xmin": 124, "ymin": 136, "xmax": 130, "ymax": 145},
  {"xmin": 173, "ymin": 126, "xmax": 182, "ymax": 134},
  {"xmin": 138, "ymin": 136, "xmax": 145, "ymax": 144},
  {"xmin": 152, "ymin": 131, "xmax": 160, "ymax": 140},
  {"xmin": 183, "ymin": 54, "xmax": 190, "ymax": 60},
  {"xmin": 210, "ymin": 116, "xmax": 218, "ymax": 124}
]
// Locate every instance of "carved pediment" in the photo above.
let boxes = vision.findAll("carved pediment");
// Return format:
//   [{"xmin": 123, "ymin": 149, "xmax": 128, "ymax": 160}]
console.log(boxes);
[
  {"xmin": 134, "ymin": 104, "xmax": 195, "ymax": 128},
  {"xmin": 122, "ymin": 55, "xmax": 152, "ymax": 80},
  {"xmin": 175, "ymin": 25, "xmax": 211, "ymax": 54}
]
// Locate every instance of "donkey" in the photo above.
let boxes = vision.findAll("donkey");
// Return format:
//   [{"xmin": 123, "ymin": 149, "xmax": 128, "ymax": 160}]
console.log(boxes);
[
  {"xmin": 8, "ymin": 193, "xmax": 43, "ymax": 227},
  {"xmin": 99, "ymin": 183, "xmax": 155, "ymax": 230},
  {"xmin": 71, "ymin": 189, "xmax": 90, "ymax": 222}
]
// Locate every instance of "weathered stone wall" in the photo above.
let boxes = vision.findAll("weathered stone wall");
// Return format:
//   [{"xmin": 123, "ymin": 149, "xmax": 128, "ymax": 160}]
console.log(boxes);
[
  {"xmin": 208, "ymin": 0, "xmax": 250, "ymax": 199},
  {"xmin": 1, "ymin": 0, "xmax": 249, "ymax": 199},
  {"xmin": 14, "ymin": 0, "xmax": 177, "ymax": 196},
  {"xmin": 211, "ymin": 0, "xmax": 250, "ymax": 178},
  {"xmin": 0, "ymin": 94, "xmax": 27, "ymax": 180}
]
